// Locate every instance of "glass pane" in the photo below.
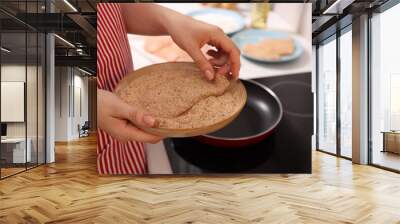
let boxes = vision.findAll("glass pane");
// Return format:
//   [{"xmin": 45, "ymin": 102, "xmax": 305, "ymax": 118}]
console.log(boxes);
[
  {"xmin": 27, "ymin": 31, "xmax": 38, "ymax": 168},
  {"xmin": 318, "ymin": 37, "xmax": 337, "ymax": 154},
  {"xmin": 371, "ymin": 4, "xmax": 400, "ymax": 171},
  {"xmin": 340, "ymin": 29, "xmax": 352, "ymax": 158},
  {"xmin": 38, "ymin": 33, "xmax": 45, "ymax": 165},
  {"xmin": 1, "ymin": 31, "xmax": 27, "ymax": 177}
]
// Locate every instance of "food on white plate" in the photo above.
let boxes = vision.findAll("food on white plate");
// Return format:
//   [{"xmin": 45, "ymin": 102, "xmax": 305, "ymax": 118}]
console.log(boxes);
[
  {"xmin": 243, "ymin": 38, "xmax": 295, "ymax": 60},
  {"xmin": 115, "ymin": 62, "xmax": 246, "ymax": 131}
]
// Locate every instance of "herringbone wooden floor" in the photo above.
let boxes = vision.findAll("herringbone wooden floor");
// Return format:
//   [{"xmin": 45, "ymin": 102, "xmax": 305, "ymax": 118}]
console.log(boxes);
[{"xmin": 1, "ymin": 135, "xmax": 400, "ymax": 224}]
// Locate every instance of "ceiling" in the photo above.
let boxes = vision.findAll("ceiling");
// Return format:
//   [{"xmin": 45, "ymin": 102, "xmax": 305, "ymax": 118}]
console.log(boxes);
[
  {"xmin": 1, "ymin": 32, "xmax": 45, "ymax": 64},
  {"xmin": 311, "ymin": 0, "xmax": 391, "ymax": 43},
  {"xmin": 0, "ymin": 0, "xmax": 97, "ymax": 74}
]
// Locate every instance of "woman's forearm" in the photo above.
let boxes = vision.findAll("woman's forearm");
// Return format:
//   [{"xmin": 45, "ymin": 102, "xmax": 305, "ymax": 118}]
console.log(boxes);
[{"xmin": 121, "ymin": 3, "xmax": 185, "ymax": 36}]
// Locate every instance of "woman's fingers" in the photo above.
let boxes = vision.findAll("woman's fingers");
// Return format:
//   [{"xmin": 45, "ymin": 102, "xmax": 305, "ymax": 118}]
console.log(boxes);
[
  {"xmin": 185, "ymin": 44, "xmax": 215, "ymax": 80},
  {"xmin": 123, "ymin": 122, "xmax": 163, "ymax": 144},
  {"xmin": 112, "ymin": 95, "xmax": 157, "ymax": 128},
  {"xmin": 208, "ymin": 49, "xmax": 229, "ymax": 67},
  {"xmin": 207, "ymin": 49, "xmax": 219, "ymax": 58},
  {"xmin": 126, "ymin": 107, "xmax": 157, "ymax": 128},
  {"xmin": 209, "ymin": 33, "xmax": 241, "ymax": 79},
  {"xmin": 111, "ymin": 118, "xmax": 162, "ymax": 143},
  {"xmin": 207, "ymin": 49, "xmax": 232, "ymax": 77},
  {"xmin": 216, "ymin": 63, "xmax": 231, "ymax": 76}
]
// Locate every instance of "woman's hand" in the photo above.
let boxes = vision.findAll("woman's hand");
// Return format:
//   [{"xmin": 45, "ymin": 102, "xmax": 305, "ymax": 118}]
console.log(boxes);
[
  {"xmin": 152, "ymin": 5, "xmax": 240, "ymax": 80},
  {"xmin": 164, "ymin": 17, "xmax": 241, "ymax": 80},
  {"xmin": 97, "ymin": 89, "xmax": 163, "ymax": 144}
]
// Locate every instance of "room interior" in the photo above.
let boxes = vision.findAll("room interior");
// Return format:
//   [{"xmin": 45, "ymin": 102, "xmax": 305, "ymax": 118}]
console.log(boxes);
[
  {"xmin": 0, "ymin": 0, "xmax": 96, "ymax": 178},
  {"xmin": 0, "ymin": 0, "xmax": 399, "ymax": 223}
]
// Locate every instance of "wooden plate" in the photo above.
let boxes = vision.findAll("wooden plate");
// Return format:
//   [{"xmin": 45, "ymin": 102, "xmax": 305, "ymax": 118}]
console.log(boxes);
[{"xmin": 114, "ymin": 62, "xmax": 247, "ymax": 137}]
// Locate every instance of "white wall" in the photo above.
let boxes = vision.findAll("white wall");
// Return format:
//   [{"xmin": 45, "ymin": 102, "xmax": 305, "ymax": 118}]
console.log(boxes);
[
  {"xmin": 1, "ymin": 65, "xmax": 25, "ymax": 137},
  {"xmin": 54, "ymin": 66, "xmax": 70, "ymax": 141},
  {"xmin": 54, "ymin": 67, "xmax": 89, "ymax": 141},
  {"xmin": 72, "ymin": 73, "xmax": 89, "ymax": 138},
  {"xmin": 1, "ymin": 65, "xmax": 36, "ymax": 137}
]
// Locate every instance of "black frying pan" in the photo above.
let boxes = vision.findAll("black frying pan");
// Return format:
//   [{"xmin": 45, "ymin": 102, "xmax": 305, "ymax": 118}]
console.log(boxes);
[{"xmin": 195, "ymin": 79, "xmax": 283, "ymax": 147}]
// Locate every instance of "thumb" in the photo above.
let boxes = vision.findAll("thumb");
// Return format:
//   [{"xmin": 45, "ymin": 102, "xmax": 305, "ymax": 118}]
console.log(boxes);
[
  {"xmin": 114, "ymin": 99, "xmax": 157, "ymax": 128},
  {"xmin": 126, "ymin": 108, "xmax": 157, "ymax": 128},
  {"xmin": 187, "ymin": 45, "xmax": 215, "ymax": 80}
]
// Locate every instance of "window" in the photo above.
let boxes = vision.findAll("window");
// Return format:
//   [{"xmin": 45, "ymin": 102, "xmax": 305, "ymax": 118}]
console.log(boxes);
[
  {"xmin": 339, "ymin": 28, "xmax": 352, "ymax": 158},
  {"xmin": 316, "ymin": 26, "xmax": 353, "ymax": 159},
  {"xmin": 390, "ymin": 74, "xmax": 400, "ymax": 130},
  {"xmin": 370, "ymin": 2, "xmax": 400, "ymax": 171},
  {"xmin": 317, "ymin": 36, "xmax": 337, "ymax": 154}
]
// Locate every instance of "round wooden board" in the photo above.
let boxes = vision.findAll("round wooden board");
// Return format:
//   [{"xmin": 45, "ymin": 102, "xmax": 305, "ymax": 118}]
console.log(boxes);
[{"xmin": 114, "ymin": 62, "xmax": 247, "ymax": 137}]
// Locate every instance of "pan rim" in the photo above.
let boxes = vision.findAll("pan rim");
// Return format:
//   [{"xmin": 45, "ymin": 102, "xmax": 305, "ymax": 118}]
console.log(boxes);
[{"xmin": 201, "ymin": 79, "xmax": 283, "ymax": 141}]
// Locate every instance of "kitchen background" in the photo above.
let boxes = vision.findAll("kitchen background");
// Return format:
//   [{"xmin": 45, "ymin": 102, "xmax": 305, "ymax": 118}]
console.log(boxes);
[{"xmin": 124, "ymin": 3, "xmax": 313, "ymax": 174}]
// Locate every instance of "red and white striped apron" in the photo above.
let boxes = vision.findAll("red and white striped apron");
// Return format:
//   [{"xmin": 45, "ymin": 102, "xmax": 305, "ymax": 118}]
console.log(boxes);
[{"xmin": 97, "ymin": 3, "xmax": 147, "ymax": 175}]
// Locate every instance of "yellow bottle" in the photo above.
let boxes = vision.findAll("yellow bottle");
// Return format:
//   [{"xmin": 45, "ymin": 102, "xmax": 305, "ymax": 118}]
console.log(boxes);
[{"xmin": 251, "ymin": 3, "xmax": 270, "ymax": 29}]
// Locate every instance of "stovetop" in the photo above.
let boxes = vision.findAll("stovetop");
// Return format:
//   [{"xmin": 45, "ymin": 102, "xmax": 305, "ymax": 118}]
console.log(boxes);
[{"xmin": 163, "ymin": 73, "xmax": 313, "ymax": 174}]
